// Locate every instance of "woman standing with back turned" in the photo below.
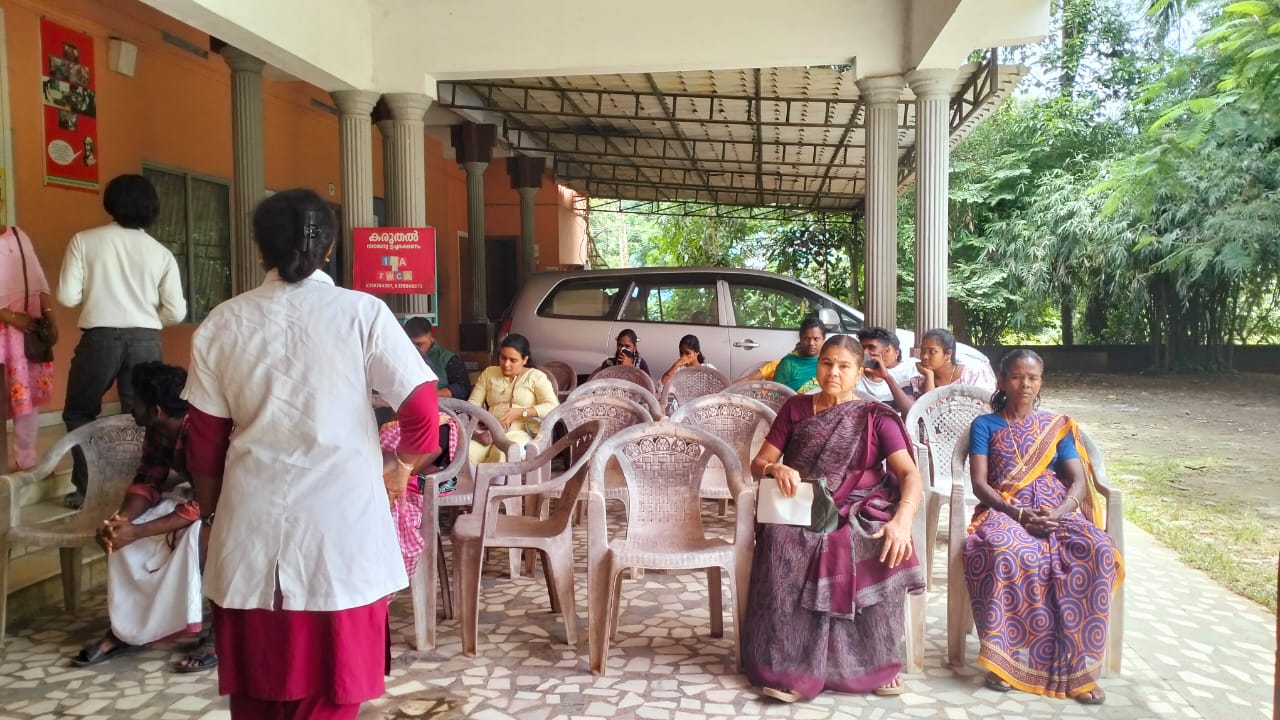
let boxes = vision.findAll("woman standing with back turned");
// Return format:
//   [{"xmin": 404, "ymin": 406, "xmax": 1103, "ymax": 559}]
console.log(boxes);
[{"xmin": 183, "ymin": 190, "xmax": 440, "ymax": 719}]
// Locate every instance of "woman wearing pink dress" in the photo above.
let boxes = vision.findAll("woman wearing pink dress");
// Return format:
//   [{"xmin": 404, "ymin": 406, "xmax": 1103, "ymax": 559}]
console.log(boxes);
[{"xmin": 0, "ymin": 225, "xmax": 58, "ymax": 469}]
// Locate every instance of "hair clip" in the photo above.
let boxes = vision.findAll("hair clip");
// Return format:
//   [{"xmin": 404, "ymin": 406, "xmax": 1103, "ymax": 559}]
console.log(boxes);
[{"xmin": 301, "ymin": 209, "xmax": 324, "ymax": 253}]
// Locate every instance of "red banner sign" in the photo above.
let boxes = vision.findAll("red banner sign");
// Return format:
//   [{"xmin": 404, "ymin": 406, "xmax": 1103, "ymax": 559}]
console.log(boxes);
[
  {"xmin": 40, "ymin": 18, "xmax": 98, "ymax": 191},
  {"xmin": 353, "ymin": 227, "xmax": 436, "ymax": 294}
]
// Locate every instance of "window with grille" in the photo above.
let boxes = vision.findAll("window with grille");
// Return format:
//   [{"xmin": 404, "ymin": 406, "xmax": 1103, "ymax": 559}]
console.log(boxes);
[{"xmin": 142, "ymin": 166, "xmax": 232, "ymax": 322}]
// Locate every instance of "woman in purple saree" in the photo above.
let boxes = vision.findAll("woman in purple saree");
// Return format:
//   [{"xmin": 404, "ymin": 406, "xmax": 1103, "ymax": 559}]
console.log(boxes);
[
  {"xmin": 744, "ymin": 334, "xmax": 926, "ymax": 703},
  {"xmin": 963, "ymin": 349, "xmax": 1122, "ymax": 705}
]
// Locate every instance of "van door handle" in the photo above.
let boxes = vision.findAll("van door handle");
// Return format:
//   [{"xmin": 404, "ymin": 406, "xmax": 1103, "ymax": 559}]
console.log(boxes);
[{"xmin": 734, "ymin": 339, "xmax": 760, "ymax": 349}]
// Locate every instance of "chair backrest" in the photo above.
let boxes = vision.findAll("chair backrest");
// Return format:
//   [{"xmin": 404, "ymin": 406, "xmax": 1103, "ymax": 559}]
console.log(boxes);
[
  {"xmin": 904, "ymin": 384, "xmax": 992, "ymax": 490},
  {"xmin": 659, "ymin": 365, "xmax": 731, "ymax": 408},
  {"xmin": 948, "ymin": 418, "xmax": 1115, "ymax": 519},
  {"xmin": 46, "ymin": 415, "xmax": 146, "ymax": 518},
  {"xmin": 531, "ymin": 394, "xmax": 650, "ymax": 451},
  {"xmin": 588, "ymin": 364, "xmax": 657, "ymax": 394},
  {"xmin": 540, "ymin": 360, "xmax": 578, "ymax": 401},
  {"xmin": 569, "ymin": 378, "xmax": 664, "ymax": 419},
  {"xmin": 669, "ymin": 394, "xmax": 775, "ymax": 474},
  {"xmin": 588, "ymin": 421, "xmax": 743, "ymax": 545},
  {"xmin": 723, "ymin": 379, "xmax": 796, "ymax": 412},
  {"xmin": 474, "ymin": 421, "xmax": 604, "ymax": 534},
  {"xmin": 735, "ymin": 359, "xmax": 771, "ymax": 382}
]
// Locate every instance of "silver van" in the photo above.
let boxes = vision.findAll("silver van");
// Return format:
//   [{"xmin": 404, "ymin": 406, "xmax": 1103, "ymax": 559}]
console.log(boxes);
[{"xmin": 500, "ymin": 267, "xmax": 988, "ymax": 380}]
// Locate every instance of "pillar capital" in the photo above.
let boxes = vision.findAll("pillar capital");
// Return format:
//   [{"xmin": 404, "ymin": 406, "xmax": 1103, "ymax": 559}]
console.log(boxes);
[
  {"xmin": 905, "ymin": 68, "xmax": 958, "ymax": 101},
  {"xmin": 462, "ymin": 160, "xmax": 489, "ymax": 176},
  {"xmin": 382, "ymin": 92, "xmax": 432, "ymax": 122},
  {"xmin": 855, "ymin": 75, "xmax": 905, "ymax": 106},
  {"xmin": 451, "ymin": 123, "xmax": 497, "ymax": 165},
  {"xmin": 219, "ymin": 46, "xmax": 265, "ymax": 74},
  {"xmin": 507, "ymin": 156, "xmax": 547, "ymax": 190},
  {"xmin": 330, "ymin": 89, "xmax": 380, "ymax": 117}
]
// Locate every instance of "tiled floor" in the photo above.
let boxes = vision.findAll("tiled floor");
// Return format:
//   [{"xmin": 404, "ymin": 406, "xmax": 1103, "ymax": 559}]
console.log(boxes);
[{"xmin": 0, "ymin": 511, "xmax": 1274, "ymax": 720}]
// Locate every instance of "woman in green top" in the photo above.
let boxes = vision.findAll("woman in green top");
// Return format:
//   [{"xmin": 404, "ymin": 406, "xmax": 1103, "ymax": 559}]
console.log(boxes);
[{"xmin": 755, "ymin": 316, "xmax": 826, "ymax": 393}]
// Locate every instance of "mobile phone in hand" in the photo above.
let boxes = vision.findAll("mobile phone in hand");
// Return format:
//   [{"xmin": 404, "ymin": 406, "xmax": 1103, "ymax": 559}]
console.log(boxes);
[{"xmin": 864, "ymin": 358, "xmax": 880, "ymax": 370}]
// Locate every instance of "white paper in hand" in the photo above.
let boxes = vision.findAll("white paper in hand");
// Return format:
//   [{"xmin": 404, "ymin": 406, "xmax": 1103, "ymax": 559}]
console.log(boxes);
[{"xmin": 756, "ymin": 476, "xmax": 814, "ymax": 526}]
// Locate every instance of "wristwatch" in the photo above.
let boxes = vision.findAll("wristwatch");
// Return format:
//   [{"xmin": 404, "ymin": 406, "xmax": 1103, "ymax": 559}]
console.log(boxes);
[{"xmin": 522, "ymin": 408, "xmax": 530, "ymax": 418}]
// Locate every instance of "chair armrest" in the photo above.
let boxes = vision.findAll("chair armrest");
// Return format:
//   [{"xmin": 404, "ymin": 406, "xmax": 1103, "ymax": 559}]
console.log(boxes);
[
  {"xmin": 0, "ymin": 470, "xmax": 52, "ymax": 533},
  {"xmin": 732, "ymin": 486, "xmax": 756, "ymax": 545}
]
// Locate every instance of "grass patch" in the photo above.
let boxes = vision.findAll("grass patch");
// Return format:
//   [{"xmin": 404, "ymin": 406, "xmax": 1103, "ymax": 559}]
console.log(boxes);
[{"xmin": 1109, "ymin": 455, "xmax": 1278, "ymax": 612}]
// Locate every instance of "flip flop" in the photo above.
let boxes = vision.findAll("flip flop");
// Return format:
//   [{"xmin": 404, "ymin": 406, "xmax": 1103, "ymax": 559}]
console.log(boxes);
[
  {"xmin": 873, "ymin": 675, "xmax": 906, "ymax": 696},
  {"xmin": 761, "ymin": 687, "xmax": 800, "ymax": 703},
  {"xmin": 1075, "ymin": 690, "xmax": 1106, "ymax": 705},
  {"xmin": 984, "ymin": 674, "xmax": 1013, "ymax": 693},
  {"xmin": 70, "ymin": 632, "xmax": 132, "ymax": 667}
]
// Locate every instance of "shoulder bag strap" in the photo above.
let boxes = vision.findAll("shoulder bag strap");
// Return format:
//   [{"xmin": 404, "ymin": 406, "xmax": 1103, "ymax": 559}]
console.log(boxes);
[{"xmin": 12, "ymin": 227, "xmax": 32, "ymax": 315}]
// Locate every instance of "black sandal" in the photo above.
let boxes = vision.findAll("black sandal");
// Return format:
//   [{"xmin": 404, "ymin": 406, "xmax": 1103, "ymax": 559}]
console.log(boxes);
[
  {"xmin": 70, "ymin": 631, "xmax": 133, "ymax": 667},
  {"xmin": 174, "ymin": 635, "xmax": 218, "ymax": 673}
]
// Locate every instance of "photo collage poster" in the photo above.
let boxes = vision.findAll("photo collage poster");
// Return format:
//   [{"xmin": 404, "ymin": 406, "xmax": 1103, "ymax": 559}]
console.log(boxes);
[{"xmin": 40, "ymin": 17, "xmax": 97, "ymax": 191}]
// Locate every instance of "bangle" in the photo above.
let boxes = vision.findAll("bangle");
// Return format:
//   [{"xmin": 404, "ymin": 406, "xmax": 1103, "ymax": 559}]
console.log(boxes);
[
  {"xmin": 1017, "ymin": 508, "xmax": 1024, "ymax": 523},
  {"xmin": 763, "ymin": 462, "xmax": 776, "ymax": 477},
  {"xmin": 201, "ymin": 512, "xmax": 215, "ymax": 527},
  {"xmin": 899, "ymin": 498, "xmax": 918, "ymax": 512},
  {"xmin": 1065, "ymin": 496, "xmax": 1080, "ymax": 512},
  {"xmin": 394, "ymin": 450, "xmax": 414, "ymax": 473}
]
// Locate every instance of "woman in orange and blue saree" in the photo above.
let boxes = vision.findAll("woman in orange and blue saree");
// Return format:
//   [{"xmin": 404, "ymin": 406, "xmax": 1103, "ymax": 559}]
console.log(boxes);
[{"xmin": 963, "ymin": 349, "xmax": 1121, "ymax": 705}]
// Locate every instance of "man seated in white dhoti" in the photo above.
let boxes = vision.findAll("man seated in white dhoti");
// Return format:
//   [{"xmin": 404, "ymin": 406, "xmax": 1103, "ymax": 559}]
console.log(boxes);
[{"xmin": 70, "ymin": 361, "xmax": 215, "ymax": 672}]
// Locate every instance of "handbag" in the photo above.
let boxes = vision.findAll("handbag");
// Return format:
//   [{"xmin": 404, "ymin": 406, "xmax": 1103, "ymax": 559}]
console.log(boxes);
[
  {"xmin": 756, "ymin": 476, "xmax": 839, "ymax": 534},
  {"xmin": 12, "ymin": 228, "xmax": 54, "ymax": 364}
]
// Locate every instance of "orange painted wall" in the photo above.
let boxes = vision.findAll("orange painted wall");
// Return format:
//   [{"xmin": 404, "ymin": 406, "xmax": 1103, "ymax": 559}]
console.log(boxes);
[
  {"xmin": 3, "ymin": 0, "xmax": 582, "ymax": 411},
  {"xmin": 2, "ymin": 0, "xmax": 386, "ymax": 409}
]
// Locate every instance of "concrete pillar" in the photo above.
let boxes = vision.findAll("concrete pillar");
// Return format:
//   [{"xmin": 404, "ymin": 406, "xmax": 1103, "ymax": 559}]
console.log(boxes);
[
  {"xmin": 463, "ymin": 161, "xmax": 488, "ymax": 320},
  {"xmin": 330, "ymin": 89, "xmax": 380, "ymax": 289},
  {"xmin": 507, "ymin": 156, "xmax": 547, "ymax": 287},
  {"xmin": 856, "ymin": 75, "xmax": 904, "ymax": 330},
  {"xmin": 907, "ymin": 68, "xmax": 957, "ymax": 339},
  {"xmin": 220, "ymin": 46, "xmax": 266, "ymax": 293},
  {"xmin": 451, "ymin": 124, "xmax": 497, "ymax": 323},
  {"xmin": 383, "ymin": 93, "xmax": 433, "ymax": 316}
]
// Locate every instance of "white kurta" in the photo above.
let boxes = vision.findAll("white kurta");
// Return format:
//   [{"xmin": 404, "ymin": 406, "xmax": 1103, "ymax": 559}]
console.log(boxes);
[
  {"xmin": 183, "ymin": 269, "xmax": 433, "ymax": 612},
  {"xmin": 107, "ymin": 495, "xmax": 203, "ymax": 646}
]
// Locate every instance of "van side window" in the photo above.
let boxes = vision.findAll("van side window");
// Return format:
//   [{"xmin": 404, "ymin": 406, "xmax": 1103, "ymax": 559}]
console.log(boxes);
[
  {"xmin": 621, "ymin": 281, "xmax": 718, "ymax": 325},
  {"xmin": 728, "ymin": 282, "xmax": 814, "ymax": 330},
  {"xmin": 537, "ymin": 278, "xmax": 628, "ymax": 319}
]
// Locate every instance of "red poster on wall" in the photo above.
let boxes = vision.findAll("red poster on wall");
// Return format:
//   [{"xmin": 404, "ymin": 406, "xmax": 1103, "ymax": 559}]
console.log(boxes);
[
  {"xmin": 353, "ymin": 227, "xmax": 437, "ymax": 294},
  {"xmin": 40, "ymin": 18, "xmax": 98, "ymax": 191}
]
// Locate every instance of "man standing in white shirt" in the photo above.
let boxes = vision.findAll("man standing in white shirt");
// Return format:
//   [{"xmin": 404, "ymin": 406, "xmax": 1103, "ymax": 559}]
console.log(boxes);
[
  {"xmin": 856, "ymin": 326, "xmax": 919, "ymax": 414},
  {"xmin": 57, "ymin": 174, "xmax": 187, "ymax": 509}
]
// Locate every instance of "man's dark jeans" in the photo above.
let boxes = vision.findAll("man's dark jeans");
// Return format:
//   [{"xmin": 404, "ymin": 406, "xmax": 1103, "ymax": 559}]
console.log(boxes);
[{"xmin": 62, "ymin": 327, "xmax": 162, "ymax": 498}]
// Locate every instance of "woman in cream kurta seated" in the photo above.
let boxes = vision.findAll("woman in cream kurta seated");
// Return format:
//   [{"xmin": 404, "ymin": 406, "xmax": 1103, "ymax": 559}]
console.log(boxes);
[{"xmin": 467, "ymin": 333, "xmax": 558, "ymax": 463}]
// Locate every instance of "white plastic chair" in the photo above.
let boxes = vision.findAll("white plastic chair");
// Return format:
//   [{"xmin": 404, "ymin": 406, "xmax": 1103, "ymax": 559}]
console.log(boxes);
[
  {"xmin": 0, "ymin": 416, "xmax": 144, "ymax": 646},
  {"xmin": 585, "ymin": 421, "xmax": 755, "ymax": 675},
  {"xmin": 658, "ymin": 365, "xmax": 731, "ymax": 411},
  {"xmin": 406, "ymin": 405, "xmax": 471, "ymax": 650},
  {"xmin": 723, "ymin": 379, "xmax": 796, "ymax": 412},
  {"xmin": 453, "ymin": 422, "xmax": 603, "ymax": 655},
  {"xmin": 438, "ymin": 398, "xmax": 528, "ymax": 583},
  {"xmin": 569, "ymin": 378, "xmax": 664, "ymax": 419},
  {"xmin": 588, "ymin": 364, "xmax": 657, "ymax": 394},
  {"xmin": 903, "ymin": 384, "xmax": 992, "ymax": 587},
  {"xmin": 946, "ymin": 424, "xmax": 1125, "ymax": 673},
  {"xmin": 669, "ymin": 394, "xmax": 773, "ymax": 511}
]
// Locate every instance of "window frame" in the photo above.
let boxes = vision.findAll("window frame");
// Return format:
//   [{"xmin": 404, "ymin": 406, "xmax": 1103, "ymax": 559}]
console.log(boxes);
[
  {"xmin": 535, "ymin": 276, "xmax": 632, "ymax": 320},
  {"xmin": 621, "ymin": 274, "xmax": 721, "ymax": 326},
  {"xmin": 140, "ymin": 162, "xmax": 232, "ymax": 324}
]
